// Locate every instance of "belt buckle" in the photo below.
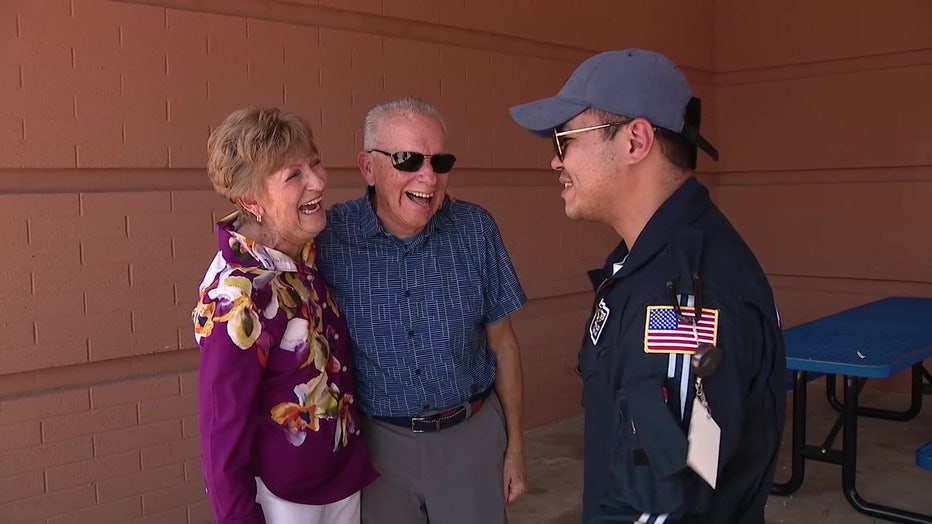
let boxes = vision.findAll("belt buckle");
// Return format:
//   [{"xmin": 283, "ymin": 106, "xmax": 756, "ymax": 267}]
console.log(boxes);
[
  {"xmin": 410, "ymin": 402, "xmax": 470, "ymax": 433},
  {"xmin": 411, "ymin": 415, "xmax": 438, "ymax": 433}
]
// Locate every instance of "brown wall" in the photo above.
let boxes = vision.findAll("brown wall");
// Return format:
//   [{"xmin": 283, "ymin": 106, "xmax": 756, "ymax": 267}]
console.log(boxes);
[
  {"xmin": 710, "ymin": 0, "xmax": 932, "ymax": 346},
  {"xmin": 0, "ymin": 0, "xmax": 714, "ymax": 521},
  {"xmin": 1, "ymin": 0, "xmax": 929, "ymax": 522}
]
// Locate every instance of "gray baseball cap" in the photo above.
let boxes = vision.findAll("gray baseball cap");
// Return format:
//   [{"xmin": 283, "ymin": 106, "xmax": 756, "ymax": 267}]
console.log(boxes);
[{"xmin": 509, "ymin": 48, "xmax": 718, "ymax": 160}]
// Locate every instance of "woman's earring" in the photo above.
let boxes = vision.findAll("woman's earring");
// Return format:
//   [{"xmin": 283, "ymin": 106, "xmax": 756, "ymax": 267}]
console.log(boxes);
[{"xmin": 256, "ymin": 214, "xmax": 262, "ymax": 224}]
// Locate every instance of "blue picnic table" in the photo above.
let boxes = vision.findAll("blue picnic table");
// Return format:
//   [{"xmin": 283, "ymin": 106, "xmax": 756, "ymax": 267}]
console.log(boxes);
[{"xmin": 771, "ymin": 297, "xmax": 932, "ymax": 523}]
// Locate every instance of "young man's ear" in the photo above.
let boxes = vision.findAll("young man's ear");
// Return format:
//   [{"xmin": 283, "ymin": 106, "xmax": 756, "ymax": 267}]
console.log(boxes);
[
  {"xmin": 358, "ymin": 151, "xmax": 376, "ymax": 186},
  {"xmin": 625, "ymin": 119, "xmax": 656, "ymax": 163}
]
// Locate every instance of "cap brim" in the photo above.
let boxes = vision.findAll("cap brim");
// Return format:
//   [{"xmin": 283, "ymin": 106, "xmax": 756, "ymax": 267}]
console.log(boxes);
[{"xmin": 509, "ymin": 96, "xmax": 590, "ymax": 137}]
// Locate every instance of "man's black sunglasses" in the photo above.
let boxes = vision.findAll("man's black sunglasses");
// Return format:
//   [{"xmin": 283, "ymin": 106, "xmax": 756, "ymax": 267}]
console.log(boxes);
[{"xmin": 369, "ymin": 149, "xmax": 457, "ymax": 174}]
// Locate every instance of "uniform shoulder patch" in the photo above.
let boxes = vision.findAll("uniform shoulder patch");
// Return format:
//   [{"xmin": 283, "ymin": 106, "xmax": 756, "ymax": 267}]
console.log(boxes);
[
  {"xmin": 589, "ymin": 299, "xmax": 610, "ymax": 345},
  {"xmin": 643, "ymin": 305, "xmax": 719, "ymax": 354}
]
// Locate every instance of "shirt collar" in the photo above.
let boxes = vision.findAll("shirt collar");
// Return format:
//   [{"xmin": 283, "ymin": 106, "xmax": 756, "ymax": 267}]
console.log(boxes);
[
  {"xmin": 608, "ymin": 176, "xmax": 711, "ymax": 278},
  {"xmin": 358, "ymin": 187, "xmax": 454, "ymax": 241},
  {"xmin": 215, "ymin": 212, "xmax": 317, "ymax": 273}
]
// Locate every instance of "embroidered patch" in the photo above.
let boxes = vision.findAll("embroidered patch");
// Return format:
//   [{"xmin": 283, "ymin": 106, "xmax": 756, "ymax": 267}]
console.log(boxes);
[
  {"xmin": 589, "ymin": 299, "xmax": 611, "ymax": 345},
  {"xmin": 643, "ymin": 305, "xmax": 719, "ymax": 354}
]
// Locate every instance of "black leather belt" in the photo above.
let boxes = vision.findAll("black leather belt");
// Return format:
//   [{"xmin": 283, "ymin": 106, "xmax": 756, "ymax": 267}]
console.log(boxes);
[{"xmin": 374, "ymin": 388, "xmax": 492, "ymax": 433}]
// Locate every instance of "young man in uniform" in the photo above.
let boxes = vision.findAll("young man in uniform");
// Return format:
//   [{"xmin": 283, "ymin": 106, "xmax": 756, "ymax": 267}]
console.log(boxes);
[{"xmin": 510, "ymin": 49, "xmax": 786, "ymax": 523}]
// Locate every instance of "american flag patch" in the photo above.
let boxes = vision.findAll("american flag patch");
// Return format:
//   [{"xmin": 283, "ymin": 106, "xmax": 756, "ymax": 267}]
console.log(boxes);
[{"xmin": 643, "ymin": 305, "xmax": 719, "ymax": 354}]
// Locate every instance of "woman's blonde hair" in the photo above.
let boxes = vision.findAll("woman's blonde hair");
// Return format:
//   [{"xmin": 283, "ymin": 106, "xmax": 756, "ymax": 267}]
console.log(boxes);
[{"xmin": 206, "ymin": 107, "xmax": 317, "ymax": 214}]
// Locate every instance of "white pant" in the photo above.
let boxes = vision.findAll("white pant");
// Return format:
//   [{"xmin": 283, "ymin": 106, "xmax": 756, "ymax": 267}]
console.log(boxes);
[{"xmin": 256, "ymin": 478, "xmax": 361, "ymax": 524}]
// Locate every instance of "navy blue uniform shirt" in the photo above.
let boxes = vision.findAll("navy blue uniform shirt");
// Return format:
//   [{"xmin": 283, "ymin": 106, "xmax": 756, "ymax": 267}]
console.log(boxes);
[{"xmin": 579, "ymin": 177, "xmax": 786, "ymax": 523}]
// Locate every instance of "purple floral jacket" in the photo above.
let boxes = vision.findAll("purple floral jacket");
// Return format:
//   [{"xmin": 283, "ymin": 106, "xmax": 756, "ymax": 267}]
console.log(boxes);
[{"xmin": 193, "ymin": 215, "xmax": 377, "ymax": 523}]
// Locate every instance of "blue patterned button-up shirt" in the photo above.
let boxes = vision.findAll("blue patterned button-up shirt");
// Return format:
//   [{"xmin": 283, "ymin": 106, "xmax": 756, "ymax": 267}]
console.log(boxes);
[{"xmin": 315, "ymin": 193, "xmax": 526, "ymax": 417}]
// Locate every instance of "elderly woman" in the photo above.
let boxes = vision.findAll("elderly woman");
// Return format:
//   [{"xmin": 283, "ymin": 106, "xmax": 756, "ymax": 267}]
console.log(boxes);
[{"xmin": 193, "ymin": 107, "xmax": 377, "ymax": 524}]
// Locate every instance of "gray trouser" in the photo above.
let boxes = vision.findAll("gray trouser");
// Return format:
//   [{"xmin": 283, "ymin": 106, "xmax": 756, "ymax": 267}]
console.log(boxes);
[{"xmin": 361, "ymin": 391, "xmax": 508, "ymax": 524}]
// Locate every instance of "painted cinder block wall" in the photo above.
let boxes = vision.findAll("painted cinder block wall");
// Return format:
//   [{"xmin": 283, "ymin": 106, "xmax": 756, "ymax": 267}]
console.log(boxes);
[
  {"xmin": 0, "ymin": 0, "xmax": 713, "ymax": 521},
  {"xmin": 711, "ymin": 1, "xmax": 932, "ymax": 332},
  {"xmin": 1, "ymin": 0, "xmax": 929, "ymax": 521}
]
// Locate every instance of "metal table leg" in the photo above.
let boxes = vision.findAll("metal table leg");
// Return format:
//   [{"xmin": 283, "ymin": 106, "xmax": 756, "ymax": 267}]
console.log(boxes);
[
  {"xmin": 841, "ymin": 374, "xmax": 932, "ymax": 523},
  {"xmin": 771, "ymin": 370, "xmax": 807, "ymax": 495},
  {"xmin": 826, "ymin": 365, "xmax": 924, "ymax": 420}
]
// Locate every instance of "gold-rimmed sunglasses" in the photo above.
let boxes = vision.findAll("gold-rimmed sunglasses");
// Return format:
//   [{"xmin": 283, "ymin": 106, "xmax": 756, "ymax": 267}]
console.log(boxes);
[{"xmin": 552, "ymin": 120, "xmax": 632, "ymax": 161}]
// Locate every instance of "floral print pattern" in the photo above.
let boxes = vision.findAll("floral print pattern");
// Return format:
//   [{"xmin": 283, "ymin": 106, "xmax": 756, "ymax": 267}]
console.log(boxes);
[
  {"xmin": 193, "ymin": 214, "xmax": 358, "ymax": 448},
  {"xmin": 194, "ymin": 214, "xmax": 376, "ymax": 521}
]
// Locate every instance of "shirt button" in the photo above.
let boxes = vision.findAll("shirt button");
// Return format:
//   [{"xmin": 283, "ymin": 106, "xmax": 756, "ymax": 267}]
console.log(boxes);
[
  {"xmin": 404, "ymin": 290, "xmax": 411, "ymax": 297},
  {"xmin": 414, "ymin": 368, "xmax": 421, "ymax": 375},
  {"xmin": 334, "ymin": 333, "xmax": 340, "ymax": 340},
  {"xmin": 408, "ymin": 330, "xmax": 415, "ymax": 338},
  {"xmin": 342, "ymin": 365, "xmax": 347, "ymax": 372}
]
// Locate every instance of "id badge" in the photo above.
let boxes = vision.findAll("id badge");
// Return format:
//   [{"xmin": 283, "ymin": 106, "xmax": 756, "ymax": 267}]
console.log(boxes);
[{"xmin": 687, "ymin": 396, "xmax": 720, "ymax": 488}]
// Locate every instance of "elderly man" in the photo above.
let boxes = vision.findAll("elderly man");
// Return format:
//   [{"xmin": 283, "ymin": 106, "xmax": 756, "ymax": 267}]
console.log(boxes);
[
  {"xmin": 511, "ymin": 49, "xmax": 786, "ymax": 523},
  {"xmin": 316, "ymin": 97, "xmax": 527, "ymax": 524}
]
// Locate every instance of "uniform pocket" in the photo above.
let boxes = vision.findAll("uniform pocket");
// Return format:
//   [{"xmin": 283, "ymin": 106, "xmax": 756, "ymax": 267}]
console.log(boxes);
[{"xmin": 601, "ymin": 387, "xmax": 689, "ymax": 515}]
